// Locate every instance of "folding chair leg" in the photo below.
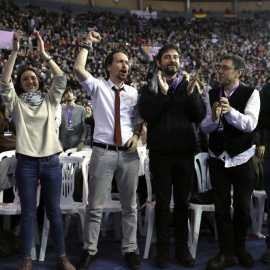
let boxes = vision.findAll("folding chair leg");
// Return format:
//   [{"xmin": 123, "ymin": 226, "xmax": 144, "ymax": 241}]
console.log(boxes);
[
  {"xmin": 255, "ymin": 194, "xmax": 267, "ymax": 235},
  {"xmin": 31, "ymin": 237, "xmax": 37, "ymax": 260},
  {"xmin": 34, "ymin": 218, "xmax": 40, "ymax": 245},
  {"xmin": 39, "ymin": 215, "xmax": 50, "ymax": 261},
  {"xmin": 189, "ymin": 207, "xmax": 203, "ymax": 259},
  {"xmin": 143, "ymin": 206, "xmax": 155, "ymax": 259},
  {"xmin": 64, "ymin": 214, "xmax": 72, "ymax": 237},
  {"xmin": 136, "ymin": 194, "xmax": 144, "ymax": 236},
  {"xmin": 114, "ymin": 212, "xmax": 121, "ymax": 241},
  {"xmin": 250, "ymin": 198, "xmax": 257, "ymax": 233}
]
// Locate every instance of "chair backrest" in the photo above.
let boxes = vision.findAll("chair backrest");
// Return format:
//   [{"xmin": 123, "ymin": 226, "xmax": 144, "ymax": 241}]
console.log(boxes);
[
  {"xmin": 59, "ymin": 152, "xmax": 67, "ymax": 158},
  {"xmin": 0, "ymin": 150, "xmax": 16, "ymax": 161},
  {"xmin": 137, "ymin": 146, "xmax": 148, "ymax": 176},
  {"xmin": 64, "ymin": 148, "xmax": 78, "ymax": 156},
  {"xmin": 70, "ymin": 150, "xmax": 92, "ymax": 159},
  {"xmin": 144, "ymin": 157, "xmax": 153, "ymax": 202},
  {"xmin": 59, "ymin": 156, "xmax": 84, "ymax": 205},
  {"xmin": 0, "ymin": 181, "xmax": 41, "ymax": 205},
  {"xmin": 0, "ymin": 152, "xmax": 16, "ymax": 202},
  {"xmin": 65, "ymin": 147, "xmax": 92, "ymax": 156},
  {"xmin": 194, "ymin": 152, "xmax": 210, "ymax": 193}
]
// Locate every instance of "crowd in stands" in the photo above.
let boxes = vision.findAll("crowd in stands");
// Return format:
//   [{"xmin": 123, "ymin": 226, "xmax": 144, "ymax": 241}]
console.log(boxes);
[{"xmin": 0, "ymin": 0, "xmax": 270, "ymax": 103}]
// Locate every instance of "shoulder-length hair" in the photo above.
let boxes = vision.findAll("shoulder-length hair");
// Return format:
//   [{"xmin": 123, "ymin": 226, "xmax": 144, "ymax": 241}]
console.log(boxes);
[{"xmin": 14, "ymin": 66, "xmax": 46, "ymax": 96}]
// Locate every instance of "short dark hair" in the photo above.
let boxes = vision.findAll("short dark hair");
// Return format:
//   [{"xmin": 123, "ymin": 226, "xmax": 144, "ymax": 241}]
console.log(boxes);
[
  {"xmin": 221, "ymin": 54, "xmax": 246, "ymax": 79},
  {"xmin": 266, "ymin": 76, "xmax": 270, "ymax": 83},
  {"xmin": 75, "ymin": 97, "xmax": 84, "ymax": 105},
  {"xmin": 104, "ymin": 50, "xmax": 129, "ymax": 80},
  {"xmin": 156, "ymin": 44, "xmax": 181, "ymax": 63},
  {"xmin": 14, "ymin": 66, "xmax": 45, "ymax": 96},
  {"xmin": 63, "ymin": 87, "xmax": 74, "ymax": 96}
]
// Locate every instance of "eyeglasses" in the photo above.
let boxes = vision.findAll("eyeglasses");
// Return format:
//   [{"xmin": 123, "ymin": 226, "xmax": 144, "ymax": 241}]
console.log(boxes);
[{"xmin": 217, "ymin": 65, "xmax": 239, "ymax": 71}]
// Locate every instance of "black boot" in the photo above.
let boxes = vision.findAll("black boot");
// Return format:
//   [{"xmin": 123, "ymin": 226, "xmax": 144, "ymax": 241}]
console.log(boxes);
[
  {"xmin": 261, "ymin": 237, "xmax": 270, "ymax": 264},
  {"xmin": 235, "ymin": 244, "xmax": 254, "ymax": 267}
]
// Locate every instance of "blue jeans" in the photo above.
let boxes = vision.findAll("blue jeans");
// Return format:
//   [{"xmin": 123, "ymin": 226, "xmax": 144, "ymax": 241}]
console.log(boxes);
[{"xmin": 16, "ymin": 153, "xmax": 66, "ymax": 259}]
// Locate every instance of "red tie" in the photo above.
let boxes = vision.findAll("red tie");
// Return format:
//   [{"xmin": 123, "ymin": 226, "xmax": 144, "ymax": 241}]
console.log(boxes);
[{"xmin": 112, "ymin": 86, "xmax": 123, "ymax": 146}]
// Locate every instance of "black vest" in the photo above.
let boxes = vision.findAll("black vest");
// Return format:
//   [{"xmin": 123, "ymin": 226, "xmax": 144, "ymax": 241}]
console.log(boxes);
[{"xmin": 209, "ymin": 84, "xmax": 254, "ymax": 158}]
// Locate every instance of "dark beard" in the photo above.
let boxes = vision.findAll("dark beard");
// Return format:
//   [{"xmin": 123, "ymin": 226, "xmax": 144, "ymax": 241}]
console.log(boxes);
[{"xmin": 164, "ymin": 66, "xmax": 178, "ymax": 76}]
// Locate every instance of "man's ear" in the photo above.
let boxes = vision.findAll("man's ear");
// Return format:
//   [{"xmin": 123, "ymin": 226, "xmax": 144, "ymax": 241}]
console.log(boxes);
[
  {"xmin": 107, "ymin": 64, "xmax": 111, "ymax": 73},
  {"xmin": 237, "ymin": 69, "xmax": 243, "ymax": 79},
  {"xmin": 156, "ymin": 60, "xmax": 161, "ymax": 68}
]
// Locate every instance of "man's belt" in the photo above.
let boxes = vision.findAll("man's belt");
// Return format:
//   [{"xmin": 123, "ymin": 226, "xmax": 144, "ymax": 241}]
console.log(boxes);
[{"xmin": 93, "ymin": 142, "xmax": 129, "ymax": 151}]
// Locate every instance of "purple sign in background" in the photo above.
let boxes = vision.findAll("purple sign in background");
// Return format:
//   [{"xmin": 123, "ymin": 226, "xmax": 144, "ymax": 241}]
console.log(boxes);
[{"xmin": 0, "ymin": 30, "xmax": 13, "ymax": 50}]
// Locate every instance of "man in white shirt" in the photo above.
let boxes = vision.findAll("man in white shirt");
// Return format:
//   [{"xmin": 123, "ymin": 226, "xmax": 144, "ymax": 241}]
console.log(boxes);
[
  {"xmin": 73, "ymin": 31, "xmax": 142, "ymax": 270},
  {"xmin": 200, "ymin": 55, "xmax": 260, "ymax": 270}
]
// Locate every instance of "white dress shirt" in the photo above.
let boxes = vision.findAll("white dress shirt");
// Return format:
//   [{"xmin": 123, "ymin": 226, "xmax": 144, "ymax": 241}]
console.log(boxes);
[
  {"xmin": 200, "ymin": 89, "xmax": 260, "ymax": 168},
  {"xmin": 80, "ymin": 74, "xmax": 141, "ymax": 146}
]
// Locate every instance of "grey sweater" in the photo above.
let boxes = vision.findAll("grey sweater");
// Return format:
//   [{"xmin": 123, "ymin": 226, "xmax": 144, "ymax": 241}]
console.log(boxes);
[{"xmin": 0, "ymin": 75, "xmax": 66, "ymax": 157}]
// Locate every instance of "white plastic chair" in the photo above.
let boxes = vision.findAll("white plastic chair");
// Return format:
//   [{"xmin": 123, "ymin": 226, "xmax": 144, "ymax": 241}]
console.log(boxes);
[
  {"xmin": 82, "ymin": 157, "xmax": 122, "ymax": 241},
  {"xmin": 188, "ymin": 152, "xmax": 217, "ymax": 259},
  {"xmin": 64, "ymin": 150, "xmax": 92, "ymax": 234},
  {"xmin": 137, "ymin": 146, "xmax": 147, "ymax": 177},
  {"xmin": 0, "ymin": 150, "xmax": 16, "ymax": 202},
  {"xmin": 0, "ymin": 150, "xmax": 16, "ymax": 161},
  {"xmin": 64, "ymin": 147, "xmax": 91, "ymax": 156},
  {"xmin": 70, "ymin": 150, "xmax": 92, "ymax": 159},
  {"xmin": 249, "ymin": 190, "xmax": 267, "ymax": 238},
  {"xmin": 39, "ymin": 156, "xmax": 85, "ymax": 261},
  {"xmin": 0, "ymin": 180, "xmax": 41, "ymax": 260},
  {"xmin": 142, "ymin": 157, "xmax": 156, "ymax": 259},
  {"xmin": 136, "ymin": 146, "xmax": 148, "ymax": 236}
]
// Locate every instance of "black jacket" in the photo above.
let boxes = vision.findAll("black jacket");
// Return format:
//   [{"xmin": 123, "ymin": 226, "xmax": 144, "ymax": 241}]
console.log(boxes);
[{"xmin": 139, "ymin": 76, "xmax": 206, "ymax": 154}]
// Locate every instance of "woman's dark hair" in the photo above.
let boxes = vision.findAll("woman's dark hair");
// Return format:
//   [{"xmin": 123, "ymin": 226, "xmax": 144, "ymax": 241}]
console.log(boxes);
[
  {"xmin": 0, "ymin": 95, "xmax": 5, "ymax": 113},
  {"xmin": 14, "ymin": 66, "xmax": 46, "ymax": 96},
  {"xmin": 104, "ymin": 50, "xmax": 129, "ymax": 80},
  {"xmin": 84, "ymin": 104, "xmax": 92, "ymax": 110}
]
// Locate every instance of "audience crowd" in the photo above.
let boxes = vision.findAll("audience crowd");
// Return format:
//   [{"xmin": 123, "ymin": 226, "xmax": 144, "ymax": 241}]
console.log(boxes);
[{"xmin": 0, "ymin": 1, "xmax": 270, "ymax": 103}]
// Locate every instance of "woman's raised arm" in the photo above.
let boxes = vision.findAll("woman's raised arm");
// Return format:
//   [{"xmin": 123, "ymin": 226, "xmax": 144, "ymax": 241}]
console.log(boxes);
[
  {"xmin": 1, "ymin": 30, "xmax": 22, "ymax": 84},
  {"xmin": 33, "ymin": 31, "xmax": 64, "ymax": 76}
]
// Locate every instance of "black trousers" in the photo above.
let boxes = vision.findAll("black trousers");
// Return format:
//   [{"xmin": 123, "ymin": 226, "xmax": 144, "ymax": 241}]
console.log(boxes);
[
  {"xmin": 209, "ymin": 157, "xmax": 255, "ymax": 254},
  {"xmin": 149, "ymin": 152, "xmax": 194, "ymax": 252}
]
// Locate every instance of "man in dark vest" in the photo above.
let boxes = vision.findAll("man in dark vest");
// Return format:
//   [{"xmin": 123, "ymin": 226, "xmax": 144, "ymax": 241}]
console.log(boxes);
[{"xmin": 200, "ymin": 55, "xmax": 260, "ymax": 270}]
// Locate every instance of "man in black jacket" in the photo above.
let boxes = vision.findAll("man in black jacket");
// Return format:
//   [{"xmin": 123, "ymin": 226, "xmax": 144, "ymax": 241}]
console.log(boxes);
[
  {"xmin": 200, "ymin": 55, "xmax": 260, "ymax": 270},
  {"xmin": 139, "ymin": 44, "xmax": 206, "ymax": 268}
]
